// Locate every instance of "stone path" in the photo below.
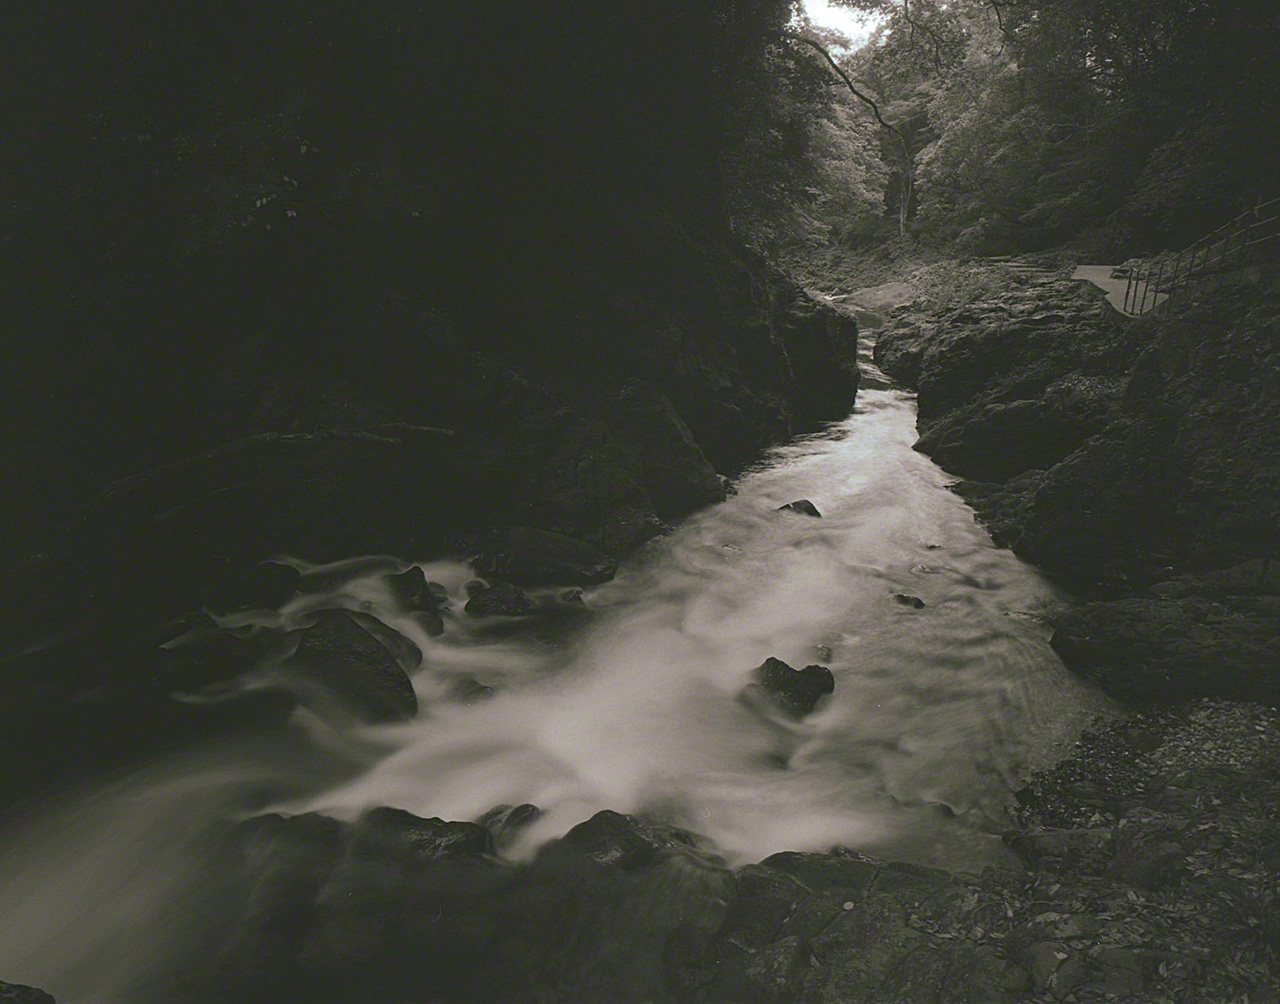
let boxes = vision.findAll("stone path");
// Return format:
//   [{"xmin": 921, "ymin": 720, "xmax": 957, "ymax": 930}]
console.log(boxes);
[{"xmin": 1071, "ymin": 264, "xmax": 1167, "ymax": 315}]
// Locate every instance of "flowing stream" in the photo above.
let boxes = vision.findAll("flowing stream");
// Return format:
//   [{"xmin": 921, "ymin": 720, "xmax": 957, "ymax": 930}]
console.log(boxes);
[{"xmin": 0, "ymin": 312, "xmax": 1111, "ymax": 1001}]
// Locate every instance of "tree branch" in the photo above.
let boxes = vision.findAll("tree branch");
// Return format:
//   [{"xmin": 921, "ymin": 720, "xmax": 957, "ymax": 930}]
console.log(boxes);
[
  {"xmin": 791, "ymin": 34, "xmax": 900, "ymax": 139},
  {"xmin": 791, "ymin": 32, "xmax": 914, "ymax": 235},
  {"xmin": 902, "ymin": 0, "xmax": 947, "ymax": 73}
]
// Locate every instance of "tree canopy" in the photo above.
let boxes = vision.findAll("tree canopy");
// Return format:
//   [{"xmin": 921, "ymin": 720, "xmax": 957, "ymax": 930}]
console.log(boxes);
[{"xmin": 756, "ymin": 0, "xmax": 1280, "ymax": 266}]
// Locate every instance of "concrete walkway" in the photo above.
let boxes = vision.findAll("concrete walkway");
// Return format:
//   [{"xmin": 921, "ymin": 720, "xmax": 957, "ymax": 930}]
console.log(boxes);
[{"xmin": 1071, "ymin": 264, "xmax": 1166, "ymax": 315}]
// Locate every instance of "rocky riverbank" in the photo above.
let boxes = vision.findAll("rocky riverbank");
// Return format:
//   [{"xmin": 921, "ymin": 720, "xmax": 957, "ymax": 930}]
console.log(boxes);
[
  {"xmin": 0, "ymin": 268, "xmax": 858, "ymax": 808},
  {"xmin": 874, "ymin": 261, "xmax": 1280, "ymax": 709},
  {"xmin": 9, "ymin": 258, "xmax": 1279, "ymax": 1003}
]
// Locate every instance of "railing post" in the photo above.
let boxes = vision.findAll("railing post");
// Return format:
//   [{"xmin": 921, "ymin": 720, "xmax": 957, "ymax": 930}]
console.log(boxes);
[{"xmin": 1152, "ymin": 258, "xmax": 1166, "ymax": 309}]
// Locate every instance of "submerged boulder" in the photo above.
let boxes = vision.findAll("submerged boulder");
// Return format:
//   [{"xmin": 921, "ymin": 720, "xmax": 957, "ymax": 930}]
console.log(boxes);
[
  {"xmin": 778, "ymin": 499, "xmax": 821, "ymax": 517},
  {"xmin": 384, "ymin": 565, "xmax": 444, "ymax": 636},
  {"xmin": 464, "ymin": 582, "xmax": 535, "ymax": 617},
  {"xmin": 291, "ymin": 610, "xmax": 418, "ymax": 722},
  {"xmin": 746, "ymin": 657, "xmax": 835, "ymax": 719}
]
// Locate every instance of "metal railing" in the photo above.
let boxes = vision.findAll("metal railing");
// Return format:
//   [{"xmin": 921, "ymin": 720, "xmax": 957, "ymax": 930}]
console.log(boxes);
[{"xmin": 1122, "ymin": 196, "xmax": 1280, "ymax": 314}]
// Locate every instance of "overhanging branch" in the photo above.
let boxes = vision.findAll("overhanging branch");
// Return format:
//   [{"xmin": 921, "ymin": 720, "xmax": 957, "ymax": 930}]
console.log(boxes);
[{"xmin": 790, "ymin": 34, "xmax": 900, "ymax": 139}]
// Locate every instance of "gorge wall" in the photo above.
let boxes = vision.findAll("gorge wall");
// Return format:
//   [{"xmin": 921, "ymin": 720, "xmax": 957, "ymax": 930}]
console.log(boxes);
[
  {"xmin": 1, "ymin": 2, "xmax": 859, "ymax": 798},
  {"xmin": 874, "ymin": 263, "xmax": 1280, "ymax": 706}
]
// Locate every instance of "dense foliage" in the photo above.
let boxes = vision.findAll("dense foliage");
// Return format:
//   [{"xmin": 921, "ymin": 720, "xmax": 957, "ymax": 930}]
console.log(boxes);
[{"xmin": 762, "ymin": 0, "xmax": 1280, "ymax": 272}]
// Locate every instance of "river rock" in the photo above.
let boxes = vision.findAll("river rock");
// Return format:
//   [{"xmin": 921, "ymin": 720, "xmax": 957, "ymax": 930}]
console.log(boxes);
[
  {"xmin": 605, "ymin": 380, "xmax": 727, "ymax": 520},
  {"xmin": 358, "ymin": 807, "xmax": 495, "ymax": 860},
  {"xmin": 0, "ymin": 982, "xmax": 57, "ymax": 1004},
  {"xmin": 747, "ymin": 656, "xmax": 835, "ymax": 719},
  {"xmin": 346, "ymin": 610, "xmax": 422, "ymax": 670},
  {"xmin": 777, "ymin": 499, "xmax": 821, "ymax": 517},
  {"xmin": 894, "ymin": 593, "xmax": 926, "ymax": 609},
  {"xmin": 561, "ymin": 809, "xmax": 697, "ymax": 869},
  {"xmin": 290, "ymin": 610, "xmax": 418, "ymax": 721},
  {"xmin": 464, "ymin": 582, "xmax": 535, "ymax": 616},
  {"xmin": 478, "ymin": 803, "xmax": 544, "ymax": 848},
  {"xmin": 477, "ymin": 526, "xmax": 617, "ymax": 587},
  {"xmin": 384, "ymin": 565, "xmax": 444, "ymax": 635}
]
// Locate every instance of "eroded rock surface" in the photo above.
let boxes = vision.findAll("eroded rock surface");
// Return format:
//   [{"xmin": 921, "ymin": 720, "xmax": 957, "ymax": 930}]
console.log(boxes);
[{"xmin": 876, "ymin": 263, "xmax": 1280, "ymax": 706}]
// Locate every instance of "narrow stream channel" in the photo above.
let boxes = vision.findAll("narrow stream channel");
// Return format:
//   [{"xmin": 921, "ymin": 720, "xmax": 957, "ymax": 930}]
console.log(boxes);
[{"xmin": 0, "ymin": 308, "xmax": 1112, "ymax": 1001}]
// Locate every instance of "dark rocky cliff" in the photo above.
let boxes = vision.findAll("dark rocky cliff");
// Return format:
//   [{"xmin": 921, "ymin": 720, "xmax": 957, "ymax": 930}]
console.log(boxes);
[
  {"xmin": 875, "ymin": 263, "xmax": 1280, "ymax": 706},
  {"xmin": 1, "ymin": 2, "xmax": 859, "ymax": 802}
]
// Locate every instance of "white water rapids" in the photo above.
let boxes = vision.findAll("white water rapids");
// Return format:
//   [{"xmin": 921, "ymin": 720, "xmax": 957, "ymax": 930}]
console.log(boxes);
[{"xmin": 0, "ymin": 327, "xmax": 1112, "ymax": 1001}]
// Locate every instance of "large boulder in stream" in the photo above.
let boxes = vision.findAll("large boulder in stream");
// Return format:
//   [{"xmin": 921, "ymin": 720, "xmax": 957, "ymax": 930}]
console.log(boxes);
[
  {"xmin": 384, "ymin": 566, "xmax": 444, "ymax": 635},
  {"xmin": 745, "ymin": 657, "xmax": 835, "ymax": 719},
  {"xmin": 290, "ymin": 610, "xmax": 418, "ymax": 722},
  {"xmin": 777, "ymin": 499, "xmax": 821, "ymax": 517},
  {"xmin": 464, "ymin": 582, "xmax": 536, "ymax": 617}
]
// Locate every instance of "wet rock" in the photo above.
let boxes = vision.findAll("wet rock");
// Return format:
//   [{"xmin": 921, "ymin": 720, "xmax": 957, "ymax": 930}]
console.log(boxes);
[
  {"xmin": 1096, "ymin": 947, "xmax": 1148, "ymax": 995},
  {"xmin": 1053, "ymin": 953, "xmax": 1089, "ymax": 996},
  {"xmin": 708, "ymin": 934, "xmax": 808, "ymax": 1002},
  {"xmin": 1050, "ymin": 596, "xmax": 1280, "ymax": 706},
  {"xmin": 605, "ymin": 380, "xmax": 727, "ymax": 520},
  {"xmin": 746, "ymin": 656, "xmax": 835, "ymax": 719},
  {"xmin": 759, "ymin": 850, "xmax": 879, "ymax": 896},
  {"xmin": 0, "ymin": 981, "xmax": 57, "ymax": 1004},
  {"xmin": 915, "ymin": 387, "xmax": 1111, "ymax": 483},
  {"xmin": 872, "ymin": 322, "xmax": 929, "ymax": 385},
  {"xmin": 561, "ymin": 809, "xmax": 697, "ymax": 869},
  {"xmin": 716, "ymin": 864, "xmax": 810, "ymax": 954},
  {"xmin": 1009, "ymin": 827, "xmax": 1112, "ymax": 872},
  {"xmin": 220, "ymin": 812, "xmax": 350, "ymax": 993},
  {"xmin": 449, "ymin": 676, "xmax": 495, "ymax": 703},
  {"xmin": 347, "ymin": 610, "xmax": 423, "ymax": 670},
  {"xmin": 478, "ymin": 803, "xmax": 543, "ymax": 849},
  {"xmin": 203, "ymin": 559, "xmax": 302, "ymax": 613},
  {"xmin": 464, "ymin": 582, "xmax": 535, "ymax": 617},
  {"xmin": 478, "ymin": 526, "xmax": 618, "ymax": 587},
  {"xmin": 1023, "ymin": 941, "xmax": 1070, "ymax": 992},
  {"xmin": 799, "ymin": 893, "xmax": 949, "ymax": 1002},
  {"xmin": 384, "ymin": 565, "xmax": 444, "ymax": 635},
  {"xmin": 777, "ymin": 499, "xmax": 821, "ymax": 517},
  {"xmin": 358, "ymin": 807, "xmax": 495, "ymax": 860},
  {"xmin": 893, "ymin": 593, "xmax": 926, "ymax": 609},
  {"xmin": 291, "ymin": 610, "xmax": 418, "ymax": 722}
]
